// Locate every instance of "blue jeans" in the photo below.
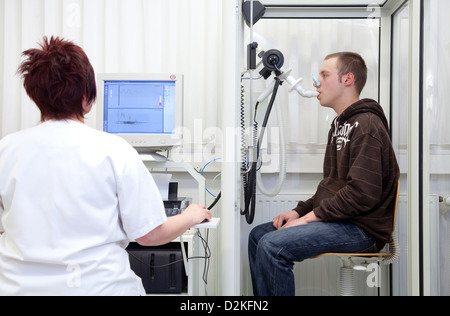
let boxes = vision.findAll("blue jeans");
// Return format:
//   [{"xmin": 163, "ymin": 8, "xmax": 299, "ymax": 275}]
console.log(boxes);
[{"xmin": 248, "ymin": 221, "xmax": 377, "ymax": 296}]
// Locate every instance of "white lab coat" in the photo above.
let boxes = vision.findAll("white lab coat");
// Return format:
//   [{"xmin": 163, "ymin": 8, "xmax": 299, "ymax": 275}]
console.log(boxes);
[{"xmin": 0, "ymin": 120, "xmax": 167, "ymax": 296}]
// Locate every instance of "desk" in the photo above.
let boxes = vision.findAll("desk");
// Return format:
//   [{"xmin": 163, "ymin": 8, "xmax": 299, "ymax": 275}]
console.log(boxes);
[
  {"xmin": 192, "ymin": 218, "xmax": 221, "ymax": 230},
  {"xmin": 134, "ymin": 218, "xmax": 219, "ymax": 296},
  {"xmin": 140, "ymin": 154, "xmax": 220, "ymax": 296},
  {"xmin": 178, "ymin": 218, "xmax": 220, "ymax": 296}
]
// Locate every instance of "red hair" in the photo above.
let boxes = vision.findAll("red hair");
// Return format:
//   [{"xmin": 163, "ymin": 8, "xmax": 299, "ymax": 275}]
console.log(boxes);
[{"xmin": 18, "ymin": 36, "xmax": 96, "ymax": 121}]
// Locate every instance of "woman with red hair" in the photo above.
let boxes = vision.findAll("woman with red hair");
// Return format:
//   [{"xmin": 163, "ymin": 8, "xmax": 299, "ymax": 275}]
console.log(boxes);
[{"xmin": 0, "ymin": 37, "xmax": 210, "ymax": 296}]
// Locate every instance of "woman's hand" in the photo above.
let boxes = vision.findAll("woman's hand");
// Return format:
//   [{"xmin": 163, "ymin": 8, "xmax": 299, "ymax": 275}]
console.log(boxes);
[
  {"xmin": 136, "ymin": 204, "xmax": 211, "ymax": 247},
  {"xmin": 182, "ymin": 204, "xmax": 212, "ymax": 226}
]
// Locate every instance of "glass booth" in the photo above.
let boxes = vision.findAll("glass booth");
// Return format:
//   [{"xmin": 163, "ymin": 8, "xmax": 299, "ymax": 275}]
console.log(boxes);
[{"xmin": 237, "ymin": 0, "xmax": 449, "ymax": 296}]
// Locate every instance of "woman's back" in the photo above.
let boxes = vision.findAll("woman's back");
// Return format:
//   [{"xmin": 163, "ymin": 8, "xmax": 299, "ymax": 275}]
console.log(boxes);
[{"xmin": 0, "ymin": 120, "xmax": 166, "ymax": 296}]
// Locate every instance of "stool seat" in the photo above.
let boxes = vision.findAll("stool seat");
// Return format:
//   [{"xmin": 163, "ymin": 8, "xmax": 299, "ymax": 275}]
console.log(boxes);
[
  {"xmin": 311, "ymin": 181, "xmax": 401, "ymax": 296},
  {"xmin": 313, "ymin": 252, "xmax": 391, "ymax": 259}
]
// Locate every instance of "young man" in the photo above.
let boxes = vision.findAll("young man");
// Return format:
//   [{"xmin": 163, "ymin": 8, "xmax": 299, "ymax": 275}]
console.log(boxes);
[{"xmin": 248, "ymin": 52, "xmax": 400, "ymax": 296}]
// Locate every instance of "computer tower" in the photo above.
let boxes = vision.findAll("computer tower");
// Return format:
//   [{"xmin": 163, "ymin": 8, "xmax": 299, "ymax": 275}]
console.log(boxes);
[
  {"xmin": 127, "ymin": 243, "xmax": 187, "ymax": 294},
  {"xmin": 164, "ymin": 198, "xmax": 190, "ymax": 217}
]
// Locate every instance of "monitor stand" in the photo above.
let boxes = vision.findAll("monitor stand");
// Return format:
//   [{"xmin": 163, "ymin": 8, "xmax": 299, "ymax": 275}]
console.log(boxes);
[{"xmin": 138, "ymin": 151, "xmax": 168, "ymax": 162}]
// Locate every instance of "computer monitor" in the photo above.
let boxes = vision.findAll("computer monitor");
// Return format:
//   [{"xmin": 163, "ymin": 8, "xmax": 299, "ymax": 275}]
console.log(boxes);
[{"xmin": 96, "ymin": 73, "xmax": 183, "ymax": 153}]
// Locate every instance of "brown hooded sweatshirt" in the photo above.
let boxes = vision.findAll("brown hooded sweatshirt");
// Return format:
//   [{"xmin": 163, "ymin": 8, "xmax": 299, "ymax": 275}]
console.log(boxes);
[{"xmin": 294, "ymin": 99, "xmax": 400, "ymax": 250}]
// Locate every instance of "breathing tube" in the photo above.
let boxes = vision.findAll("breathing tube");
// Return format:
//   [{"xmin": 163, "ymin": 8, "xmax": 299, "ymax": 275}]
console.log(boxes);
[{"xmin": 256, "ymin": 93, "xmax": 287, "ymax": 197}]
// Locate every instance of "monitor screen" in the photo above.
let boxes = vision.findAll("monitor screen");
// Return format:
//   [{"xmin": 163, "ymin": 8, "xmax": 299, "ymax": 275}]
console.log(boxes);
[
  {"xmin": 103, "ymin": 80, "xmax": 176, "ymax": 135},
  {"xmin": 96, "ymin": 74, "xmax": 183, "ymax": 152}
]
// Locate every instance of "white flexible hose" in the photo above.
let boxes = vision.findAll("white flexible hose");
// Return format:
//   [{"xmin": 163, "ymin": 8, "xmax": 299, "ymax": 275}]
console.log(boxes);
[
  {"xmin": 382, "ymin": 231, "xmax": 401, "ymax": 266},
  {"xmin": 256, "ymin": 101, "xmax": 287, "ymax": 197},
  {"xmin": 340, "ymin": 267, "xmax": 354, "ymax": 296}
]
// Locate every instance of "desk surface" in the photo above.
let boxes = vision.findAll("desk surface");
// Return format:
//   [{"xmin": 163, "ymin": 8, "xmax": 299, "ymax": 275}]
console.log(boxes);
[{"xmin": 192, "ymin": 218, "xmax": 220, "ymax": 229}]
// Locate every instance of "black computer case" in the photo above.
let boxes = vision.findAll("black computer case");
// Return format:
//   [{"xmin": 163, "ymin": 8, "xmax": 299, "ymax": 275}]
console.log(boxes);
[{"xmin": 127, "ymin": 243, "xmax": 187, "ymax": 294}]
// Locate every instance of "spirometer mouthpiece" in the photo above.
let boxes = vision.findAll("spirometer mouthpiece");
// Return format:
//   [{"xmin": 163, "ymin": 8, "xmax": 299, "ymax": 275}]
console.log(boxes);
[{"xmin": 280, "ymin": 69, "xmax": 319, "ymax": 98}]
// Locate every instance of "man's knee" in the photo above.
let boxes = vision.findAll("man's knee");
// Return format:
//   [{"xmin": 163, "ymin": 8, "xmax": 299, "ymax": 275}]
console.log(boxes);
[
  {"xmin": 256, "ymin": 233, "xmax": 278, "ymax": 256},
  {"xmin": 249, "ymin": 223, "xmax": 274, "ymax": 244}
]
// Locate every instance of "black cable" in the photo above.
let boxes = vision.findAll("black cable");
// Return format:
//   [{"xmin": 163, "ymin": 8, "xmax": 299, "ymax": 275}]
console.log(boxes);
[
  {"xmin": 242, "ymin": 77, "xmax": 282, "ymax": 224},
  {"xmin": 208, "ymin": 192, "xmax": 221, "ymax": 210},
  {"xmin": 197, "ymin": 229, "xmax": 211, "ymax": 284}
]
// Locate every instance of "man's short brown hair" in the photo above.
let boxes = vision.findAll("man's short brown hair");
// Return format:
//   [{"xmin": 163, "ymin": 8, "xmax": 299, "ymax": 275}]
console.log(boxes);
[
  {"xmin": 18, "ymin": 36, "xmax": 96, "ymax": 122},
  {"xmin": 325, "ymin": 52, "xmax": 368, "ymax": 95}
]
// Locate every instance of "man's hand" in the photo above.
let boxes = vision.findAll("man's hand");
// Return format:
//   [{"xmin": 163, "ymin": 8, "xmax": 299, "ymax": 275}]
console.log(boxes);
[
  {"xmin": 274, "ymin": 211, "xmax": 322, "ymax": 230},
  {"xmin": 272, "ymin": 211, "xmax": 300, "ymax": 230}
]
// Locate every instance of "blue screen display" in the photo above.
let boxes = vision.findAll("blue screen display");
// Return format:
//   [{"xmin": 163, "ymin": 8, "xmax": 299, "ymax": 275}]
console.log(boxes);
[{"xmin": 103, "ymin": 81, "xmax": 176, "ymax": 134}]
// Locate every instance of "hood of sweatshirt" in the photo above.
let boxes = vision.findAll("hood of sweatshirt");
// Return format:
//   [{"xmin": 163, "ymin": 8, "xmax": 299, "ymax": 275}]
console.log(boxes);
[{"xmin": 337, "ymin": 98, "xmax": 389, "ymax": 132}]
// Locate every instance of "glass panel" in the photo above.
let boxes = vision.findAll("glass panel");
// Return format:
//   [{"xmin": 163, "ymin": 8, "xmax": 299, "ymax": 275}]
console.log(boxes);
[
  {"xmin": 249, "ymin": 18, "xmax": 380, "ymax": 149},
  {"xmin": 390, "ymin": 1, "xmax": 409, "ymax": 297},
  {"xmin": 242, "ymin": 17, "xmax": 381, "ymax": 296},
  {"xmin": 423, "ymin": 0, "xmax": 450, "ymax": 296}
]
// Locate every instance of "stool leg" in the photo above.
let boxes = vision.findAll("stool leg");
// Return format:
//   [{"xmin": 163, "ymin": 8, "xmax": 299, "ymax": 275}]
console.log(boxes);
[{"xmin": 340, "ymin": 258, "xmax": 354, "ymax": 296}]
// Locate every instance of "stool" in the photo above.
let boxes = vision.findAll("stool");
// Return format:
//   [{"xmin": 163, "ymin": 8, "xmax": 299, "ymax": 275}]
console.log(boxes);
[{"xmin": 312, "ymin": 181, "xmax": 400, "ymax": 296}]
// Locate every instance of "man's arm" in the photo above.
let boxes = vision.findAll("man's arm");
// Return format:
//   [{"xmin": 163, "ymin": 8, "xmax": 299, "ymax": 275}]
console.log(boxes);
[{"xmin": 293, "ymin": 196, "xmax": 315, "ymax": 217}]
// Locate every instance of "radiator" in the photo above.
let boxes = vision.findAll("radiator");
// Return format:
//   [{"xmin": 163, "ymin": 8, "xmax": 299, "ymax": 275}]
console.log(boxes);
[{"xmin": 241, "ymin": 194, "xmax": 440, "ymax": 296}]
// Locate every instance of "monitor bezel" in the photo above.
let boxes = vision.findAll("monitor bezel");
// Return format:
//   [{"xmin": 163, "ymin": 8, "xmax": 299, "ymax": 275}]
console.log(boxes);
[{"xmin": 96, "ymin": 73, "xmax": 183, "ymax": 153}]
